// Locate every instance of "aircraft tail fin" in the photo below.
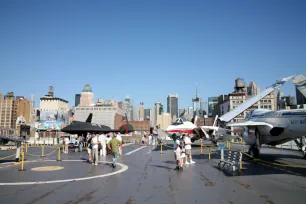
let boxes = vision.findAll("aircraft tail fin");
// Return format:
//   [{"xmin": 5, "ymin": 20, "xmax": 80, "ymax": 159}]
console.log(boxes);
[
  {"xmin": 85, "ymin": 113, "xmax": 93, "ymax": 123},
  {"xmin": 292, "ymin": 74, "xmax": 306, "ymax": 98}
]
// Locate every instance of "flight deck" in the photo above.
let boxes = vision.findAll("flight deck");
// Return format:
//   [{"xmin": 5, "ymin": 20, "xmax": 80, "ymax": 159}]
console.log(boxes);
[{"xmin": 0, "ymin": 142, "xmax": 306, "ymax": 204}]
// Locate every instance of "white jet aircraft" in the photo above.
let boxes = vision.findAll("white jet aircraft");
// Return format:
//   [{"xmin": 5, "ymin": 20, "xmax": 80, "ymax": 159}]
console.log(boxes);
[
  {"xmin": 195, "ymin": 75, "xmax": 297, "ymax": 142},
  {"xmin": 226, "ymin": 74, "xmax": 306, "ymax": 158}
]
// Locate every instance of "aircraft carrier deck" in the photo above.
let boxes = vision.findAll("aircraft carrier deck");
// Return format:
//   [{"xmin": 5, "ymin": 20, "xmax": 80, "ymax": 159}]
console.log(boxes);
[{"xmin": 0, "ymin": 142, "xmax": 306, "ymax": 204}]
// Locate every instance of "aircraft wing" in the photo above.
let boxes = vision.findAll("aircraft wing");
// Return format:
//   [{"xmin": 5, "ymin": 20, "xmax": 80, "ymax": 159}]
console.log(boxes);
[
  {"xmin": 227, "ymin": 121, "xmax": 274, "ymax": 128},
  {"xmin": 219, "ymin": 75, "xmax": 295, "ymax": 122}
]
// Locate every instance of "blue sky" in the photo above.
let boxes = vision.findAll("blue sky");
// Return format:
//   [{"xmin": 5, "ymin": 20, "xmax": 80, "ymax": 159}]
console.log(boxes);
[{"xmin": 1, "ymin": 0, "xmax": 305, "ymax": 109}]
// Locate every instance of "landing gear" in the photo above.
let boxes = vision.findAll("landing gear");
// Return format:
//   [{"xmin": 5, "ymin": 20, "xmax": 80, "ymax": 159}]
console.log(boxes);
[
  {"xmin": 249, "ymin": 146, "xmax": 260, "ymax": 158},
  {"xmin": 248, "ymin": 129, "xmax": 261, "ymax": 158},
  {"xmin": 302, "ymin": 146, "xmax": 306, "ymax": 159},
  {"xmin": 294, "ymin": 137, "xmax": 306, "ymax": 159}
]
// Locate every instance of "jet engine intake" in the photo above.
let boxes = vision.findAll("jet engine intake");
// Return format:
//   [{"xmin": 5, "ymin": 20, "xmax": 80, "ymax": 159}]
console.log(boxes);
[
  {"xmin": 119, "ymin": 124, "xmax": 134, "ymax": 134},
  {"xmin": 270, "ymin": 127, "xmax": 284, "ymax": 136}
]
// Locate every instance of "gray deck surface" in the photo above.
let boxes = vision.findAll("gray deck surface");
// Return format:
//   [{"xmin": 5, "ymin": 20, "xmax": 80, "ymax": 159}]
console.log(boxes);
[{"xmin": 0, "ymin": 142, "xmax": 306, "ymax": 204}]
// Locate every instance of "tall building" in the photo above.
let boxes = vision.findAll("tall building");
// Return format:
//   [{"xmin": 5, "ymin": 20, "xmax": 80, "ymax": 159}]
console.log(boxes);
[
  {"xmin": 208, "ymin": 97, "xmax": 218, "ymax": 117},
  {"xmin": 80, "ymin": 84, "xmax": 94, "ymax": 106},
  {"xmin": 40, "ymin": 87, "xmax": 69, "ymax": 125},
  {"xmin": 12, "ymin": 96, "xmax": 31, "ymax": 128},
  {"xmin": 0, "ymin": 93, "xmax": 14, "ymax": 128},
  {"xmin": 133, "ymin": 106, "xmax": 139, "ymax": 121},
  {"xmin": 151, "ymin": 101, "xmax": 163, "ymax": 128},
  {"xmin": 144, "ymin": 108, "xmax": 151, "ymax": 120},
  {"xmin": 75, "ymin": 94, "xmax": 81, "ymax": 106},
  {"xmin": 247, "ymin": 81, "xmax": 260, "ymax": 96},
  {"xmin": 178, "ymin": 108, "xmax": 185, "ymax": 117},
  {"xmin": 200, "ymin": 99, "xmax": 208, "ymax": 116},
  {"xmin": 167, "ymin": 94, "xmax": 178, "ymax": 120},
  {"xmin": 157, "ymin": 112, "xmax": 172, "ymax": 130},
  {"xmin": 124, "ymin": 95, "xmax": 133, "ymax": 121},
  {"xmin": 139, "ymin": 102, "xmax": 144, "ymax": 121},
  {"xmin": 192, "ymin": 83, "xmax": 201, "ymax": 116},
  {"xmin": 188, "ymin": 106, "xmax": 193, "ymax": 120}
]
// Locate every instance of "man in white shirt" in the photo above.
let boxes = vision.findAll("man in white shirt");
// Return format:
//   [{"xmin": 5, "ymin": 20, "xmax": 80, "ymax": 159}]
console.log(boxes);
[
  {"xmin": 64, "ymin": 136, "xmax": 70, "ymax": 154},
  {"xmin": 99, "ymin": 134, "xmax": 107, "ymax": 156},
  {"xmin": 91, "ymin": 133, "xmax": 99, "ymax": 166},
  {"xmin": 184, "ymin": 134, "xmax": 195, "ymax": 165},
  {"xmin": 116, "ymin": 133, "xmax": 123, "ymax": 155},
  {"xmin": 148, "ymin": 134, "xmax": 152, "ymax": 145}
]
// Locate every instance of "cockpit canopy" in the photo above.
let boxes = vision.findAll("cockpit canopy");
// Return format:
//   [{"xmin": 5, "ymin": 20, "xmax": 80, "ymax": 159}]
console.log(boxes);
[
  {"xmin": 246, "ymin": 109, "xmax": 273, "ymax": 119},
  {"xmin": 171, "ymin": 117, "xmax": 187, "ymax": 125}
]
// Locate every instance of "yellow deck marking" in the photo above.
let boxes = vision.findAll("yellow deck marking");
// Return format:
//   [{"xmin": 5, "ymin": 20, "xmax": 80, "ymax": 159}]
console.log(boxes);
[{"xmin": 31, "ymin": 166, "xmax": 64, "ymax": 171}]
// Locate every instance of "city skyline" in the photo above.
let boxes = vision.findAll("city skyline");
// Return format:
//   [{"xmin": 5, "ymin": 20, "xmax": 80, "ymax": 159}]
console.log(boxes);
[{"xmin": 1, "ymin": 1, "xmax": 305, "ymax": 109}]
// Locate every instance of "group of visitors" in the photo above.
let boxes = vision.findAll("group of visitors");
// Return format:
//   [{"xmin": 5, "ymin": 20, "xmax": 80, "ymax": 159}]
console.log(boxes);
[
  {"xmin": 173, "ymin": 134, "xmax": 195, "ymax": 171},
  {"xmin": 86, "ymin": 132, "xmax": 122, "ymax": 168}
]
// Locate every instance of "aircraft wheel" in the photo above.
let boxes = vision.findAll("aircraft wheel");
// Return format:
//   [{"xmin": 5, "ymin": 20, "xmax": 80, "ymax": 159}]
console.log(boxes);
[
  {"xmin": 250, "ymin": 146, "xmax": 260, "ymax": 158},
  {"xmin": 255, "ymin": 129, "xmax": 261, "ymax": 148}
]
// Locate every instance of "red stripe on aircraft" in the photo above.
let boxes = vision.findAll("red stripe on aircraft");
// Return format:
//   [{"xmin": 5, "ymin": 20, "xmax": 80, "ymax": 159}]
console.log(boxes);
[{"xmin": 167, "ymin": 129, "xmax": 194, "ymax": 134}]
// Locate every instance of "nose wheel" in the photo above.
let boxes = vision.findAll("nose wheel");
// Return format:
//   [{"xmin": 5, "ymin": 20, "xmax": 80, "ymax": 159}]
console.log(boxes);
[
  {"xmin": 249, "ymin": 129, "xmax": 261, "ymax": 158},
  {"xmin": 249, "ymin": 146, "xmax": 260, "ymax": 158}
]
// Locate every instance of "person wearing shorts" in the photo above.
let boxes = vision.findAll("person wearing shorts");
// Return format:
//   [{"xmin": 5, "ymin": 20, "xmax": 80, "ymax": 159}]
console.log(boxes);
[
  {"xmin": 174, "ymin": 140, "xmax": 185, "ymax": 171},
  {"xmin": 184, "ymin": 134, "xmax": 195, "ymax": 165}
]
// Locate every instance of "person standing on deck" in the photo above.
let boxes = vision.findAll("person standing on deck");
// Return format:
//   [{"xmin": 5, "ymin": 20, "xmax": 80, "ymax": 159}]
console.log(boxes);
[{"xmin": 108, "ymin": 134, "xmax": 122, "ymax": 168}]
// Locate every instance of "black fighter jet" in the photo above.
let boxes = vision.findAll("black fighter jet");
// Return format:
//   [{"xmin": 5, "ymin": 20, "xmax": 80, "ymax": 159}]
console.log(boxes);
[{"xmin": 61, "ymin": 113, "xmax": 134, "ymax": 135}]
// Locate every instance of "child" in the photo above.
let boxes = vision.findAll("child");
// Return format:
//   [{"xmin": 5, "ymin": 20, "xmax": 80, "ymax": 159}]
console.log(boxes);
[{"xmin": 174, "ymin": 140, "xmax": 185, "ymax": 171}]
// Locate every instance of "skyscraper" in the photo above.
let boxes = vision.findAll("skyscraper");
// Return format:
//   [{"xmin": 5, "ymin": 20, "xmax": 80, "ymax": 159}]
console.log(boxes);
[
  {"xmin": 144, "ymin": 108, "xmax": 151, "ymax": 120},
  {"xmin": 188, "ymin": 106, "xmax": 194, "ymax": 120},
  {"xmin": 167, "ymin": 94, "xmax": 178, "ymax": 120},
  {"xmin": 178, "ymin": 108, "xmax": 185, "ymax": 117},
  {"xmin": 133, "ymin": 106, "xmax": 139, "ymax": 121},
  {"xmin": 192, "ymin": 83, "xmax": 200, "ymax": 116},
  {"xmin": 75, "ymin": 94, "xmax": 81, "ymax": 106},
  {"xmin": 151, "ymin": 101, "xmax": 163, "ymax": 128},
  {"xmin": 124, "ymin": 95, "xmax": 133, "ymax": 121},
  {"xmin": 139, "ymin": 102, "xmax": 144, "ymax": 121},
  {"xmin": 208, "ymin": 97, "xmax": 218, "ymax": 117},
  {"xmin": 0, "ymin": 93, "xmax": 14, "ymax": 128}
]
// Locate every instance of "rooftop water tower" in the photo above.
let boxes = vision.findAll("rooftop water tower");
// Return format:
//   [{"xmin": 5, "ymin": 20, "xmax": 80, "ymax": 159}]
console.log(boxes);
[
  {"xmin": 48, "ymin": 86, "xmax": 54, "ymax": 97},
  {"xmin": 235, "ymin": 78, "xmax": 245, "ymax": 93}
]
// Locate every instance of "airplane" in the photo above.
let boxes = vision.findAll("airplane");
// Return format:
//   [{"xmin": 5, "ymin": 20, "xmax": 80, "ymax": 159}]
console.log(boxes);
[
  {"xmin": 61, "ymin": 113, "xmax": 134, "ymax": 135},
  {"xmin": 226, "ymin": 74, "xmax": 306, "ymax": 158},
  {"xmin": 227, "ymin": 108, "xmax": 306, "ymax": 158},
  {"xmin": 166, "ymin": 75, "xmax": 296, "ymax": 143}
]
